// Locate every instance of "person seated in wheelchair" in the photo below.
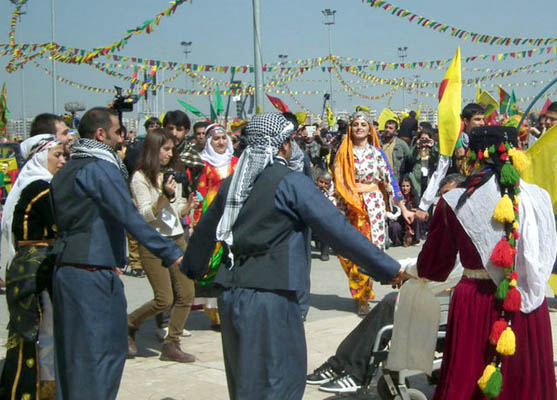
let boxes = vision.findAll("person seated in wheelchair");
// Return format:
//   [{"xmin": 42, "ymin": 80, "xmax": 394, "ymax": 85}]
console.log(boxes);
[{"xmin": 307, "ymin": 174, "xmax": 465, "ymax": 394}]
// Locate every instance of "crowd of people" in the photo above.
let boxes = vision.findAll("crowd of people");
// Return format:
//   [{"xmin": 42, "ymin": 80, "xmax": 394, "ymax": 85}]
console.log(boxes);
[{"xmin": 0, "ymin": 99, "xmax": 555, "ymax": 400}]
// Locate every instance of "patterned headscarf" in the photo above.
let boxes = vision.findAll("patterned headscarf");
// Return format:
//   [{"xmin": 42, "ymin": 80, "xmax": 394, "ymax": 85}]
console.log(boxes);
[
  {"xmin": 200, "ymin": 124, "xmax": 234, "ymax": 168},
  {"xmin": 332, "ymin": 111, "xmax": 381, "ymax": 216},
  {"xmin": 1, "ymin": 135, "xmax": 59, "ymax": 269},
  {"xmin": 216, "ymin": 113, "xmax": 294, "ymax": 246}
]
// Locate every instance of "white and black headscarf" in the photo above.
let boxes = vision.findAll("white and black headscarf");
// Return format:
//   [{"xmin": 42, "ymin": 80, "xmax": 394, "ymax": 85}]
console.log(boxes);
[
  {"xmin": 200, "ymin": 124, "xmax": 234, "ymax": 169},
  {"xmin": 71, "ymin": 138, "xmax": 129, "ymax": 180},
  {"xmin": 1, "ymin": 134, "xmax": 59, "ymax": 269},
  {"xmin": 216, "ymin": 113, "xmax": 294, "ymax": 246}
]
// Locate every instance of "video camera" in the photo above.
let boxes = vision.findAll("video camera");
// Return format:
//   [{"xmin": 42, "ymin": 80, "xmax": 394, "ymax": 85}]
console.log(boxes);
[{"xmin": 112, "ymin": 86, "xmax": 138, "ymax": 114}]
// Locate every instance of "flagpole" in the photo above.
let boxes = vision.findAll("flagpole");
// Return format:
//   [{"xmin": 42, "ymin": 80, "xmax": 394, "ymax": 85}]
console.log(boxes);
[
  {"xmin": 518, "ymin": 78, "xmax": 557, "ymax": 128},
  {"xmin": 252, "ymin": 0, "xmax": 264, "ymax": 114}
]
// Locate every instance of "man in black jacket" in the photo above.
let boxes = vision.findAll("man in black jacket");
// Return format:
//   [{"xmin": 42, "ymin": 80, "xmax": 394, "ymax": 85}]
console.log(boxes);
[{"xmin": 181, "ymin": 113, "xmax": 403, "ymax": 400}]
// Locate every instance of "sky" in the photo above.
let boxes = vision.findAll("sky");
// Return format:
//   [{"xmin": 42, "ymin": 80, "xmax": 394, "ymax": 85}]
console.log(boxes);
[{"xmin": 0, "ymin": 0, "xmax": 556, "ymax": 122}]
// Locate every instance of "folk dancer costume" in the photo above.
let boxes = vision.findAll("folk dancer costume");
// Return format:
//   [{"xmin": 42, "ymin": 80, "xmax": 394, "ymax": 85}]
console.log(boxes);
[
  {"xmin": 333, "ymin": 111, "xmax": 402, "ymax": 309},
  {"xmin": 417, "ymin": 126, "xmax": 557, "ymax": 399},
  {"xmin": 181, "ymin": 113, "xmax": 400, "ymax": 400},
  {"xmin": 192, "ymin": 124, "xmax": 238, "ymax": 326},
  {"xmin": 49, "ymin": 138, "xmax": 183, "ymax": 400},
  {"xmin": 0, "ymin": 135, "xmax": 59, "ymax": 400}
]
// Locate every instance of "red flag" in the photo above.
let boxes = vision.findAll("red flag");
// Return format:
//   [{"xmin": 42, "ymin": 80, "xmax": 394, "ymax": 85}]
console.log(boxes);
[
  {"xmin": 266, "ymin": 94, "xmax": 291, "ymax": 113},
  {"xmin": 540, "ymin": 99, "xmax": 552, "ymax": 115}
]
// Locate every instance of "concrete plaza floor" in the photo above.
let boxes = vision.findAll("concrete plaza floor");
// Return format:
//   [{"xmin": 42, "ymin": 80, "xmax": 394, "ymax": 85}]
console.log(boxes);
[{"xmin": 1, "ymin": 243, "xmax": 556, "ymax": 399}]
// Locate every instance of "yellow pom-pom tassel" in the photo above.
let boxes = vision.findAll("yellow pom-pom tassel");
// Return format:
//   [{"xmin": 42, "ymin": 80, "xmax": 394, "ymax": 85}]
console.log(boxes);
[
  {"xmin": 478, "ymin": 363, "xmax": 497, "ymax": 390},
  {"xmin": 484, "ymin": 148, "xmax": 490, "ymax": 159},
  {"xmin": 496, "ymin": 327, "xmax": 516, "ymax": 356},
  {"xmin": 509, "ymin": 279, "xmax": 517, "ymax": 288},
  {"xmin": 508, "ymin": 148, "xmax": 530, "ymax": 173},
  {"xmin": 513, "ymin": 221, "xmax": 519, "ymax": 230},
  {"xmin": 493, "ymin": 194, "xmax": 515, "ymax": 223}
]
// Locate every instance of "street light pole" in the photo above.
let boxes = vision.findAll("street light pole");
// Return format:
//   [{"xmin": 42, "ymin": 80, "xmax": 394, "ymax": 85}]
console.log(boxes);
[
  {"xmin": 397, "ymin": 46, "xmax": 408, "ymax": 111},
  {"xmin": 322, "ymin": 8, "xmax": 336, "ymax": 114},
  {"xmin": 252, "ymin": 0, "xmax": 264, "ymax": 114},
  {"xmin": 51, "ymin": 0, "xmax": 57, "ymax": 114},
  {"xmin": 180, "ymin": 41, "xmax": 192, "ymax": 94},
  {"xmin": 278, "ymin": 54, "xmax": 288, "ymax": 88}
]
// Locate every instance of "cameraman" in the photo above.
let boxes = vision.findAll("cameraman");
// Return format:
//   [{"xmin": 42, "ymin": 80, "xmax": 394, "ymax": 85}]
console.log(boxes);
[
  {"xmin": 408, "ymin": 128, "xmax": 438, "ymax": 197},
  {"xmin": 127, "ymin": 128, "xmax": 197, "ymax": 363}
]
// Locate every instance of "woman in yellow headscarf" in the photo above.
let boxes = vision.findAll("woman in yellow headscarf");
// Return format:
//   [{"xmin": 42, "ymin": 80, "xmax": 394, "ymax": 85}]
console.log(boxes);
[{"xmin": 333, "ymin": 111, "xmax": 414, "ymax": 315}]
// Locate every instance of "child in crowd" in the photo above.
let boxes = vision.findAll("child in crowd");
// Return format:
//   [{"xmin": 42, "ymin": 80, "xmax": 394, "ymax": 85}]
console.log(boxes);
[
  {"xmin": 314, "ymin": 169, "xmax": 335, "ymax": 261},
  {"xmin": 388, "ymin": 175, "xmax": 423, "ymax": 247}
]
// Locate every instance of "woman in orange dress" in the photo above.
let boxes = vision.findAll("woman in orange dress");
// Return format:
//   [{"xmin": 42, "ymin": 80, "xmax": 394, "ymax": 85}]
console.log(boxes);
[
  {"xmin": 193, "ymin": 124, "xmax": 238, "ymax": 328},
  {"xmin": 333, "ymin": 112, "xmax": 414, "ymax": 315}
]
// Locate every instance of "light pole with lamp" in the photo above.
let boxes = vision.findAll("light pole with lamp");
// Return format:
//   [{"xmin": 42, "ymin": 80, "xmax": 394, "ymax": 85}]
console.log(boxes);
[
  {"xmin": 278, "ymin": 54, "xmax": 288, "ymax": 89},
  {"xmin": 180, "ymin": 41, "xmax": 192, "ymax": 93},
  {"xmin": 322, "ymin": 8, "xmax": 336, "ymax": 114},
  {"xmin": 397, "ymin": 46, "xmax": 408, "ymax": 111}
]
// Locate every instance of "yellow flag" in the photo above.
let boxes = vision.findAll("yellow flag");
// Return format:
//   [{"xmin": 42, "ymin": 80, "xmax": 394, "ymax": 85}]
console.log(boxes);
[
  {"xmin": 549, "ymin": 274, "xmax": 557, "ymax": 296},
  {"xmin": 477, "ymin": 90, "xmax": 499, "ymax": 118},
  {"xmin": 355, "ymin": 105, "xmax": 370, "ymax": 112},
  {"xmin": 377, "ymin": 108, "xmax": 399, "ymax": 131},
  {"xmin": 326, "ymin": 105, "xmax": 336, "ymax": 128},
  {"xmin": 415, "ymin": 106, "xmax": 421, "ymax": 120},
  {"xmin": 295, "ymin": 112, "xmax": 307, "ymax": 126},
  {"xmin": 437, "ymin": 47, "xmax": 462, "ymax": 156},
  {"xmin": 522, "ymin": 125, "xmax": 557, "ymax": 213}
]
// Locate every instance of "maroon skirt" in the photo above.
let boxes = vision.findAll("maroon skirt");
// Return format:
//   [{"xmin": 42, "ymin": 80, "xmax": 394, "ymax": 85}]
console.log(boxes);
[{"xmin": 433, "ymin": 276, "xmax": 557, "ymax": 400}]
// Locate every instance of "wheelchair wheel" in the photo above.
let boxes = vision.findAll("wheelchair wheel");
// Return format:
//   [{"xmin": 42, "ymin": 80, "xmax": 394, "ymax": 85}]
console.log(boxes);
[{"xmin": 377, "ymin": 375, "xmax": 428, "ymax": 400}]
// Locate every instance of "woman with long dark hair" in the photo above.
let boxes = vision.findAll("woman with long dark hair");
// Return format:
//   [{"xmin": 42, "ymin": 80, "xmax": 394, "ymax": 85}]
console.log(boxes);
[{"xmin": 127, "ymin": 128, "xmax": 196, "ymax": 363}]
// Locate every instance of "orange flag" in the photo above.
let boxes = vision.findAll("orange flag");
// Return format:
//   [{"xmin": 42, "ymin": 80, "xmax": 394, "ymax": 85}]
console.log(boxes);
[
  {"xmin": 437, "ymin": 47, "xmax": 462, "ymax": 156},
  {"xmin": 266, "ymin": 94, "xmax": 291, "ymax": 113}
]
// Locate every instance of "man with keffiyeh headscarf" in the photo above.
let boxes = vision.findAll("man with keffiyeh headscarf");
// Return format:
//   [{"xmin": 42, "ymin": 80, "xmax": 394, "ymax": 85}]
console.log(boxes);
[
  {"xmin": 182, "ymin": 113, "xmax": 403, "ymax": 400},
  {"xmin": 49, "ymin": 107, "xmax": 184, "ymax": 400}
]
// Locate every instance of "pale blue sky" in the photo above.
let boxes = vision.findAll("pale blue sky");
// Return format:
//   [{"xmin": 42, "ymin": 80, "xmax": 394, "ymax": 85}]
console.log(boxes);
[{"xmin": 1, "ymin": 0, "xmax": 556, "ymax": 120}]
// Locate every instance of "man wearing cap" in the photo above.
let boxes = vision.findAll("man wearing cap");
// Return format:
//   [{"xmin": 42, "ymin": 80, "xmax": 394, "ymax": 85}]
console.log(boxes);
[{"xmin": 182, "ymin": 113, "xmax": 403, "ymax": 400}]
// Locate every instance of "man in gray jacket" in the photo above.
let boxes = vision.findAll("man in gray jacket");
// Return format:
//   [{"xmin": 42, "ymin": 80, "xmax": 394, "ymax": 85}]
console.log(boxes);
[{"xmin": 182, "ymin": 113, "xmax": 403, "ymax": 400}]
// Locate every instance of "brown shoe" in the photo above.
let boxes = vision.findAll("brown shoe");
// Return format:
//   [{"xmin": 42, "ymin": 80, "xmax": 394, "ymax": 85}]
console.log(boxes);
[
  {"xmin": 127, "ymin": 328, "xmax": 138, "ymax": 359},
  {"xmin": 160, "ymin": 341, "xmax": 195, "ymax": 363}
]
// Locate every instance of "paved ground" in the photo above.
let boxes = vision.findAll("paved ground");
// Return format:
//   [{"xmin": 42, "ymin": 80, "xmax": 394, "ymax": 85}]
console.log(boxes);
[{"xmin": 1, "ymin": 243, "xmax": 556, "ymax": 399}]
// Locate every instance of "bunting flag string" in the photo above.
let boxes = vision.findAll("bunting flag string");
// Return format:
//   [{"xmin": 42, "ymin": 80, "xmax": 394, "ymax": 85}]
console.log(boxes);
[
  {"xmin": 331, "ymin": 59, "xmax": 400, "ymax": 100},
  {"xmin": 6, "ymin": 1, "xmax": 191, "ymax": 70},
  {"xmin": 31, "ymin": 61, "xmax": 333, "ymax": 97},
  {"xmin": 8, "ymin": 0, "xmax": 28, "ymax": 47},
  {"xmin": 334, "ymin": 47, "xmax": 557, "ymax": 70},
  {"xmin": 3, "ymin": 42, "xmax": 557, "ymax": 74},
  {"xmin": 338, "ymin": 58, "xmax": 556, "ymax": 90},
  {"xmin": 363, "ymin": 0, "xmax": 557, "ymax": 46},
  {"xmin": 31, "ymin": 58, "xmax": 557, "ymax": 106}
]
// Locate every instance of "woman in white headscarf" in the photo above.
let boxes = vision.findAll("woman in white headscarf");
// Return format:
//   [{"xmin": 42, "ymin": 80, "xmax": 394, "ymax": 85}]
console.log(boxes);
[
  {"xmin": 0, "ymin": 134, "xmax": 66, "ymax": 399},
  {"xmin": 193, "ymin": 124, "xmax": 238, "ymax": 329}
]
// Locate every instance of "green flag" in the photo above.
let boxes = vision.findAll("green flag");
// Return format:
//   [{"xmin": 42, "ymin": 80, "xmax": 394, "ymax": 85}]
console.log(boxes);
[
  {"xmin": 215, "ymin": 86, "xmax": 224, "ymax": 115},
  {"xmin": 0, "ymin": 83, "xmax": 8, "ymax": 136},
  {"xmin": 210, "ymin": 102, "xmax": 217, "ymax": 122},
  {"xmin": 498, "ymin": 85, "xmax": 510, "ymax": 115},
  {"xmin": 177, "ymin": 99, "xmax": 204, "ymax": 117},
  {"xmin": 507, "ymin": 90, "xmax": 519, "ymax": 116}
]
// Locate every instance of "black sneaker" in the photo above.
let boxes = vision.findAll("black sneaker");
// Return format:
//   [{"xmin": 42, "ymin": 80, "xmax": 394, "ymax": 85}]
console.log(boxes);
[
  {"xmin": 319, "ymin": 373, "xmax": 362, "ymax": 393},
  {"xmin": 306, "ymin": 362, "xmax": 339, "ymax": 385}
]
